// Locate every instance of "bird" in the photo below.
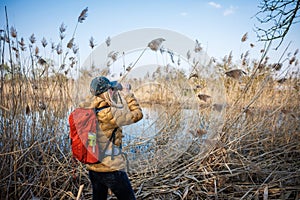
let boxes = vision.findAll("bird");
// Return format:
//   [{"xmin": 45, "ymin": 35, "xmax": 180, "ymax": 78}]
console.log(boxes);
[
  {"xmin": 197, "ymin": 94, "xmax": 211, "ymax": 102},
  {"xmin": 225, "ymin": 69, "xmax": 246, "ymax": 80},
  {"xmin": 277, "ymin": 78, "xmax": 287, "ymax": 84},
  {"xmin": 188, "ymin": 73, "xmax": 198, "ymax": 79},
  {"xmin": 148, "ymin": 38, "xmax": 165, "ymax": 51}
]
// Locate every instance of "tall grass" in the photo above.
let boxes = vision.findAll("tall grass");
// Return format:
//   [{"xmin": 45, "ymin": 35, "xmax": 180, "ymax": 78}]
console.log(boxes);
[{"xmin": 1, "ymin": 7, "xmax": 300, "ymax": 200}]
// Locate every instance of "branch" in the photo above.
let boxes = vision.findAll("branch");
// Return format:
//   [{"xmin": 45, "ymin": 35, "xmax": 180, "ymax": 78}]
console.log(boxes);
[{"xmin": 255, "ymin": 0, "xmax": 300, "ymax": 49}]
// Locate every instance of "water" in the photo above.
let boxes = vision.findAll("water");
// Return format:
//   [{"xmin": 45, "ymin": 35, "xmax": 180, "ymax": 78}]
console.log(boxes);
[
  {"xmin": 122, "ymin": 105, "xmax": 201, "ymax": 172},
  {"xmin": 0, "ymin": 104, "xmax": 202, "ymax": 172}
]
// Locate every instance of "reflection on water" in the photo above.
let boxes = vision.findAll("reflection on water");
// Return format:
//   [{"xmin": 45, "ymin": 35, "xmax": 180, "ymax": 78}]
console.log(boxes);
[
  {"xmin": 123, "ymin": 105, "xmax": 166, "ymax": 139},
  {"xmin": 122, "ymin": 105, "xmax": 166, "ymax": 160},
  {"xmin": 122, "ymin": 104, "xmax": 199, "ymax": 172}
]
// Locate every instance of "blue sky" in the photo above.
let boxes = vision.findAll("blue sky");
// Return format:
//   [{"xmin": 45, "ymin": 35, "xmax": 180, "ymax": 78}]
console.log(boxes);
[{"xmin": 1, "ymin": 0, "xmax": 299, "ymax": 65}]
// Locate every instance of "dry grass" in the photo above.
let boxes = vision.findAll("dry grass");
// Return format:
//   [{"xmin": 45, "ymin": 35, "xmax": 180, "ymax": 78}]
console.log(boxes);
[
  {"xmin": 128, "ymin": 73, "xmax": 300, "ymax": 199},
  {"xmin": 1, "ymin": 8, "xmax": 300, "ymax": 199},
  {"xmin": 1, "ymin": 65, "xmax": 299, "ymax": 199}
]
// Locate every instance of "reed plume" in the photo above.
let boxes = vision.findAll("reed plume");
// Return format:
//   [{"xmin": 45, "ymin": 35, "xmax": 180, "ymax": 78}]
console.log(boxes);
[
  {"xmin": 106, "ymin": 36, "xmax": 111, "ymax": 47},
  {"xmin": 41, "ymin": 37, "xmax": 47, "ymax": 48},
  {"xmin": 10, "ymin": 26, "xmax": 17, "ymax": 38},
  {"xmin": 241, "ymin": 32, "xmax": 248, "ymax": 42},
  {"xmin": 148, "ymin": 38, "xmax": 165, "ymax": 51},
  {"xmin": 59, "ymin": 23, "xmax": 67, "ymax": 40},
  {"xmin": 29, "ymin": 34, "xmax": 36, "ymax": 44},
  {"xmin": 78, "ymin": 7, "xmax": 88, "ymax": 23},
  {"xmin": 89, "ymin": 36, "xmax": 96, "ymax": 49},
  {"xmin": 194, "ymin": 39, "xmax": 202, "ymax": 52},
  {"xmin": 67, "ymin": 38, "xmax": 74, "ymax": 49}
]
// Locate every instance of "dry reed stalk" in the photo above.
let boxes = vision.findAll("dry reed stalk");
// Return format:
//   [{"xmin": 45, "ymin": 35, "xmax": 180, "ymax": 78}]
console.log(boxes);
[
  {"xmin": 76, "ymin": 184, "xmax": 84, "ymax": 200},
  {"xmin": 0, "ymin": 104, "xmax": 9, "ymax": 111}
]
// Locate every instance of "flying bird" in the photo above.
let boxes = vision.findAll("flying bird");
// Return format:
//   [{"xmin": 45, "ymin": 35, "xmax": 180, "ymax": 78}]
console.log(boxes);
[
  {"xmin": 197, "ymin": 94, "xmax": 211, "ymax": 102},
  {"xmin": 188, "ymin": 73, "xmax": 198, "ymax": 79},
  {"xmin": 148, "ymin": 38, "xmax": 165, "ymax": 51},
  {"xmin": 277, "ymin": 78, "xmax": 287, "ymax": 84},
  {"xmin": 225, "ymin": 69, "xmax": 246, "ymax": 80}
]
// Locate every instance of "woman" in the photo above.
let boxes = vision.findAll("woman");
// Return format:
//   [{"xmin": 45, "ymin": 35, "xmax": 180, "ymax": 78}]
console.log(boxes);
[{"xmin": 79, "ymin": 76, "xmax": 143, "ymax": 200}]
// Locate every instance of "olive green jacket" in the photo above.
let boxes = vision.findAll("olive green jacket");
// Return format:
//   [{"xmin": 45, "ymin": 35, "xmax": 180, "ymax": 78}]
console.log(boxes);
[{"xmin": 79, "ymin": 92, "xmax": 143, "ymax": 172}]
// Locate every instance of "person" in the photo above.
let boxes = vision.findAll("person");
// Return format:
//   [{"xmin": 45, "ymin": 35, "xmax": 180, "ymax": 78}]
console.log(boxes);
[{"xmin": 79, "ymin": 76, "xmax": 143, "ymax": 200}]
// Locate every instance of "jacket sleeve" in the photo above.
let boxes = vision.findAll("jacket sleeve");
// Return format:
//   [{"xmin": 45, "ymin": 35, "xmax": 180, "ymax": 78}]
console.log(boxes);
[{"xmin": 98, "ymin": 93, "xmax": 143, "ymax": 128}]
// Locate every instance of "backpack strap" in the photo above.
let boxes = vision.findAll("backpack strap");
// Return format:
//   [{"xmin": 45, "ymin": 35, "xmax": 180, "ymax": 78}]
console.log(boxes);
[
  {"xmin": 99, "ymin": 127, "xmax": 118, "ymax": 161},
  {"xmin": 94, "ymin": 105, "xmax": 119, "ymax": 161},
  {"xmin": 93, "ymin": 105, "xmax": 129, "ymax": 170},
  {"xmin": 110, "ymin": 128, "xmax": 117, "ymax": 160},
  {"xmin": 93, "ymin": 105, "xmax": 110, "ymax": 162},
  {"xmin": 94, "ymin": 105, "xmax": 110, "ymax": 114},
  {"xmin": 93, "ymin": 105, "xmax": 110, "ymax": 134}
]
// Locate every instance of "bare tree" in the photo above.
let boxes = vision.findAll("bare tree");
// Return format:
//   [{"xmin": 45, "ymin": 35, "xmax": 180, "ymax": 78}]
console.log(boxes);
[{"xmin": 255, "ymin": 0, "xmax": 300, "ymax": 48}]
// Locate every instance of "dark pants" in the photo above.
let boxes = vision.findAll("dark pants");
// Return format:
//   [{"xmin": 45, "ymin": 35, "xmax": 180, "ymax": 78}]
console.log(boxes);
[{"xmin": 88, "ymin": 170, "xmax": 136, "ymax": 200}]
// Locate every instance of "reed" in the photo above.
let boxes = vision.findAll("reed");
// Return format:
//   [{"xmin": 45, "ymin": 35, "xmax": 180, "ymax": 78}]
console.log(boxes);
[{"xmin": 0, "ymin": 7, "xmax": 299, "ymax": 200}]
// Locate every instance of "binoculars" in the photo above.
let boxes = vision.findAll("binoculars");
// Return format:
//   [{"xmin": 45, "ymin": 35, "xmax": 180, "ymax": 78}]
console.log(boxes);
[
  {"xmin": 110, "ymin": 81, "xmax": 131, "ymax": 91},
  {"xmin": 110, "ymin": 81, "xmax": 123, "ymax": 91}
]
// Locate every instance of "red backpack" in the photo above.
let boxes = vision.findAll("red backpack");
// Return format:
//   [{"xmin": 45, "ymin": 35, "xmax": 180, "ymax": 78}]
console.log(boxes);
[{"xmin": 68, "ymin": 106, "xmax": 111, "ymax": 164}]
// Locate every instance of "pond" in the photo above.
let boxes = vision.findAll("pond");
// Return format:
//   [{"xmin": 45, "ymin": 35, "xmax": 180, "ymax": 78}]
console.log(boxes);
[
  {"xmin": 0, "ymin": 100, "xmax": 220, "ymax": 173},
  {"xmin": 122, "ymin": 104, "xmax": 202, "ymax": 172}
]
